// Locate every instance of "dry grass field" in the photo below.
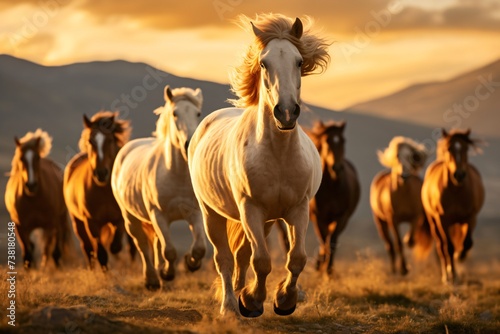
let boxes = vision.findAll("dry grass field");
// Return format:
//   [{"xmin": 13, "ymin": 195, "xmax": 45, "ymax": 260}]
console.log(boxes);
[{"xmin": 1, "ymin": 229, "xmax": 499, "ymax": 334}]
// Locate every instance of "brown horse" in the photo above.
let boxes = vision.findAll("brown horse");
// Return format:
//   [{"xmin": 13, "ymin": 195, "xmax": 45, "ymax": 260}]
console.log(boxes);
[
  {"xmin": 370, "ymin": 136, "xmax": 431, "ymax": 275},
  {"xmin": 64, "ymin": 111, "xmax": 135, "ymax": 270},
  {"xmin": 4, "ymin": 129, "xmax": 71, "ymax": 269},
  {"xmin": 421, "ymin": 129, "xmax": 484, "ymax": 283},
  {"xmin": 304, "ymin": 120, "xmax": 361, "ymax": 275}
]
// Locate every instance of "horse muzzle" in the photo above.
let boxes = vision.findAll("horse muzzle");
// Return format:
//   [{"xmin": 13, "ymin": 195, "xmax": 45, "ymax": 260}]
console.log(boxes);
[
  {"xmin": 273, "ymin": 104, "xmax": 300, "ymax": 131},
  {"xmin": 25, "ymin": 182, "xmax": 38, "ymax": 195},
  {"xmin": 453, "ymin": 170, "xmax": 466, "ymax": 184},
  {"xmin": 94, "ymin": 168, "xmax": 110, "ymax": 185}
]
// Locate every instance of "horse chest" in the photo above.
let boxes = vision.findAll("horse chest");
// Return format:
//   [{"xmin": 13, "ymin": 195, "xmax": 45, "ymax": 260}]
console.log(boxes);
[
  {"xmin": 441, "ymin": 184, "xmax": 476, "ymax": 218},
  {"xmin": 85, "ymin": 184, "xmax": 121, "ymax": 220}
]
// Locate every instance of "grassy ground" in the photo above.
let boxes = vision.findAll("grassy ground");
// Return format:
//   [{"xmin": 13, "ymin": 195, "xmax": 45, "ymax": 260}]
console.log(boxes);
[{"xmin": 1, "ymin": 246, "xmax": 499, "ymax": 334}]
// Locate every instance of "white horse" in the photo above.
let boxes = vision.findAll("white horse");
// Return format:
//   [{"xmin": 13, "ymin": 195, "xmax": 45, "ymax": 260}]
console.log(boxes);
[
  {"xmin": 112, "ymin": 86, "xmax": 206, "ymax": 290},
  {"xmin": 188, "ymin": 14, "xmax": 330, "ymax": 317}
]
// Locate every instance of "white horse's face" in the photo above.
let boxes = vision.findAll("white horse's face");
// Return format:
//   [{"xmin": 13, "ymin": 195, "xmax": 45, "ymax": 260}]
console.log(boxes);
[
  {"xmin": 170, "ymin": 99, "xmax": 201, "ymax": 160},
  {"xmin": 259, "ymin": 38, "xmax": 303, "ymax": 130}
]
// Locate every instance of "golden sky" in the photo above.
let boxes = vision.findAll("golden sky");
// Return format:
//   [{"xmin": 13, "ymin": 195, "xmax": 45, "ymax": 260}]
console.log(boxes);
[{"xmin": 1, "ymin": 0, "xmax": 500, "ymax": 109}]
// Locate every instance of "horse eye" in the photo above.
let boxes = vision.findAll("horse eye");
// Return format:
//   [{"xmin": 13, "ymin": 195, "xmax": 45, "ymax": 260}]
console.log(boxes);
[
  {"xmin": 260, "ymin": 62, "xmax": 265, "ymax": 69},
  {"xmin": 173, "ymin": 111, "xmax": 178, "ymax": 118},
  {"xmin": 197, "ymin": 112, "xmax": 201, "ymax": 117},
  {"xmin": 297, "ymin": 60, "xmax": 303, "ymax": 68}
]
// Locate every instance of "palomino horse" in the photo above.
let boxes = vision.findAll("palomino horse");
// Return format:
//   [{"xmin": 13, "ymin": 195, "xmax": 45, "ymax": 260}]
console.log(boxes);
[
  {"xmin": 188, "ymin": 14, "xmax": 329, "ymax": 317},
  {"xmin": 64, "ymin": 111, "xmax": 135, "ymax": 270},
  {"xmin": 5, "ymin": 129, "xmax": 71, "ymax": 268},
  {"xmin": 307, "ymin": 120, "xmax": 360, "ymax": 275},
  {"xmin": 112, "ymin": 86, "xmax": 206, "ymax": 291},
  {"xmin": 370, "ymin": 136, "xmax": 431, "ymax": 275},
  {"xmin": 421, "ymin": 129, "xmax": 484, "ymax": 283}
]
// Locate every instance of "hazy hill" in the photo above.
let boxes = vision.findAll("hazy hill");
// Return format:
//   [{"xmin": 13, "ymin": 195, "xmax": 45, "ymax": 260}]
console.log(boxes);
[
  {"xmin": 348, "ymin": 59, "xmax": 500, "ymax": 138},
  {"xmin": 0, "ymin": 55, "xmax": 498, "ymax": 239}
]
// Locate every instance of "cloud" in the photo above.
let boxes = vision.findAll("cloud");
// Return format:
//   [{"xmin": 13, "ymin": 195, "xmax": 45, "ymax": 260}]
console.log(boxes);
[{"xmin": 2, "ymin": 0, "xmax": 500, "ymax": 35}]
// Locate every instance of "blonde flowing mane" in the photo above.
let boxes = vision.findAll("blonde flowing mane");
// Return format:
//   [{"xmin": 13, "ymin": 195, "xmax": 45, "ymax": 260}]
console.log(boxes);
[
  {"xmin": 378, "ymin": 136, "xmax": 427, "ymax": 169},
  {"xmin": 78, "ymin": 111, "xmax": 131, "ymax": 153},
  {"xmin": 153, "ymin": 87, "xmax": 203, "ymax": 139},
  {"xmin": 10, "ymin": 128, "xmax": 52, "ymax": 175},
  {"xmin": 229, "ymin": 13, "xmax": 331, "ymax": 108}
]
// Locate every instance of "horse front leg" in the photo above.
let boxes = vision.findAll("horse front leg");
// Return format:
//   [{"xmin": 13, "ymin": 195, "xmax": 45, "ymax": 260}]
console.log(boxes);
[
  {"xmin": 16, "ymin": 223, "xmax": 34, "ymax": 269},
  {"xmin": 238, "ymin": 200, "xmax": 269, "ymax": 318},
  {"xmin": 428, "ymin": 214, "xmax": 452, "ymax": 283},
  {"xmin": 311, "ymin": 216, "xmax": 331, "ymax": 272},
  {"xmin": 201, "ymin": 204, "xmax": 238, "ymax": 316},
  {"xmin": 274, "ymin": 198, "xmax": 309, "ymax": 316},
  {"xmin": 124, "ymin": 212, "xmax": 159, "ymax": 290},
  {"xmin": 374, "ymin": 215, "xmax": 396, "ymax": 274},
  {"xmin": 71, "ymin": 217, "xmax": 94, "ymax": 269},
  {"xmin": 150, "ymin": 208, "xmax": 177, "ymax": 281},
  {"xmin": 390, "ymin": 219, "xmax": 408, "ymax": 276}
]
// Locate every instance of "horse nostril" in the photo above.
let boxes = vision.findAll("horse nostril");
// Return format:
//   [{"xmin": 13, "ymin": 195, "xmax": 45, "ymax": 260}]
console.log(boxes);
[{"xmin": 293, "ymin": 103, "xmax": 300, "ymax": 116}]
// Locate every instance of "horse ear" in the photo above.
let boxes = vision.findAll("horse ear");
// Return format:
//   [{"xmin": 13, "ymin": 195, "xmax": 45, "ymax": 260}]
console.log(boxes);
[
  {"xmin": 83, "ymin": 114, "xmax": 92, "ymax": 128},
  {"xmin": 251, "ymin": 22, "xmax": 265, "ymax": 40},
  {"xmin": 194, "ymin": 88, "xmax": 203, "ymax": 105},
  {"xmin": 14, "ymin": 136, "xmax": 21, "ymax": 147},
  {"xmin": 441, "ymin": 128, "xmax": 448, "ymax": 138},
  {"xmin": 164, "ymin": 85, "xmax": 173, "ymax": 102},
  {"xmin": 465, "ymin": 128, "xmax": 471, "ymax": 137},
  {"xmin": 290, "ymin": 17, "xmax": 303, "ymax": 39},
  {"xmin": 339, "ymin": 121, "xmax": 346, "ymax": 132}
]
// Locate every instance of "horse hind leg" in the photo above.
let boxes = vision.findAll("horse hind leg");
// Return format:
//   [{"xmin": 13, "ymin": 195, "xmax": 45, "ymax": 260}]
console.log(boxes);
[
  {"xmin": 124, "ymin": 213, "xmax": 160, "ymax": 290},
  {"xmin": 311, "ymin": 218, "xmax": 331, "ymax": 272},
  {"xmin": 273, "ymin": 199, "xmax": 309, "ymax": 316}
]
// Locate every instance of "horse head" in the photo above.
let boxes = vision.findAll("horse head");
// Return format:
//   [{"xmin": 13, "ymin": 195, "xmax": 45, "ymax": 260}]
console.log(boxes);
[
  {"xmin": 15, "ymin": 136, "xmax": 41, "ymax": 195},
  {"xmin": 12, "ymin": 129, "xmax": 52, "ymax": 196},
  {"xmin": 82, "ymin": 112, "xmax": 130, "ymax": 186},
  {"xmin": 441, "ymin": 128, "xmax": 474, "ymax": 186},
  {"xmin": 162, "ymin": 86, "xmax": 202, "ymax": 161},
  {"xmin": 310, "ymin": 120, "xmax": 346, "ymax": 180}
]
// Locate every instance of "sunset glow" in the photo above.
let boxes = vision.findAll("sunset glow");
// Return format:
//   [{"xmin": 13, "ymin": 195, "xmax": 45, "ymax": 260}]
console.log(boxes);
[{"xmin": 1, "ymin": 0, "xmax": 499, "ymax": 109}]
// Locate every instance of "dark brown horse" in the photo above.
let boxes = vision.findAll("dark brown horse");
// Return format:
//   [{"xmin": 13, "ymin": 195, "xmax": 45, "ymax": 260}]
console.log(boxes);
[
  {"xmin": 4, "ymin": 129, "xmax": 71, "ymax": 269},
  {"xmin": 421, "ymin": 129, "xmax": 484, "ymax": 283},
  {"xmin": 370, "ymin": 136, "xmax": 432, "ymax": 275},
  {"xmin": 306, "ymin": 120, "xmax": 360, "ymax": 275},
  {"xmin": 64, "ymin": 111, "xmax": 135, "ymax": 270}
]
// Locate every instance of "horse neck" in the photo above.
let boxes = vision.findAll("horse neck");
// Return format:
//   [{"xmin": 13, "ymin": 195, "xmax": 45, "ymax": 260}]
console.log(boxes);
[{"xmin": 162, "ymin": 135, "xmax": 187, "ymax": 172}]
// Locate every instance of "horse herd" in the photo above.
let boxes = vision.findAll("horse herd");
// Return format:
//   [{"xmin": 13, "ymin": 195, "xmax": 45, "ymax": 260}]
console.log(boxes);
[{"xmin": 4, "ymin": 14, "xmax": 484, "ymax": 317}]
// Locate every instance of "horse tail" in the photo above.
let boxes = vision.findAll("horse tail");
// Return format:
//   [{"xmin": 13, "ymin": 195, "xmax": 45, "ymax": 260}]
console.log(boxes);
[
  {"xmin": 227, "ymin": 219, "xmax": 246, "ymax": 255},
  {"xmin": 413, "ymin": 214, "xmax": 433, "ymax": 260}
]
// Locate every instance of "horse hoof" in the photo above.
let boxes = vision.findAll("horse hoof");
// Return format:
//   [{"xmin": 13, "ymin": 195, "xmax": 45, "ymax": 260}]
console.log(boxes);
[
  {"xmin": 160, "ymin": 269, "xmax": 175, "ymax": 281},
  {"xmin": 145, "ymin": 282, "xmax": 161, "ymax": 291},
  {"xmin": 238, "ymin": 295, "xmax": 263, "ymax": 318},
  {"xmin": 273, "ymin": 302, "xmax": 296, "ymax": 316},
  {"xmin": 184, "ymin": 254, "xmax": 202, "ymax": 272}
]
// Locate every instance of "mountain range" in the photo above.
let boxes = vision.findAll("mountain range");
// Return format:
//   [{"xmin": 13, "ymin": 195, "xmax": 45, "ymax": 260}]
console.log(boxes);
[
  {"xmin": 348, "ymin": 59, "xmax": 500, "ymax": 138},
  {"xmin": 1, "ymin": 55, "xmax": 498, "ymax": 234}
]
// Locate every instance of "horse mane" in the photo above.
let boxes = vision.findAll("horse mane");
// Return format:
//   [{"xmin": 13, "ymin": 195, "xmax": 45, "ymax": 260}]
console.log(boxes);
[
  {"xmin": 10, "ymin": 129, "xmax": 52, "ymax": 175},
  {"xmin": 229, "ymin": 13, "xmax": 331, "ymax": 108},
  {"xmin": 378, "ymin": 136, "xmax": 427, "ymax": 169},
  {"xmin": 153, "ymin": 87, "xmax": 203, "ymax": 139},
  {"xmin": 78, "ymin": 111, "xmax": 131, "ymax": 153}
]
